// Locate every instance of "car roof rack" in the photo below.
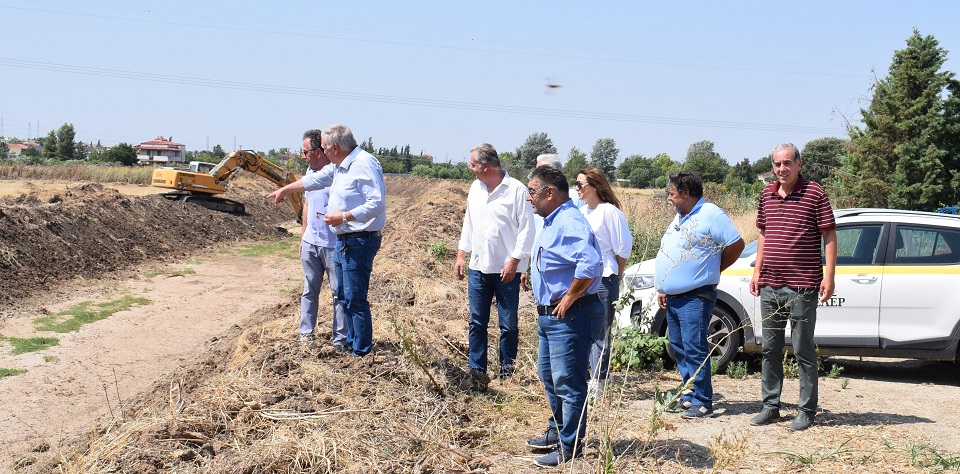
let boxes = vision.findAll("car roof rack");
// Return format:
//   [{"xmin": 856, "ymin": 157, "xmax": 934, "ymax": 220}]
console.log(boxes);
[{"xmin": 834, "ymin": 208, "xmax": 960, "ymax": 220}]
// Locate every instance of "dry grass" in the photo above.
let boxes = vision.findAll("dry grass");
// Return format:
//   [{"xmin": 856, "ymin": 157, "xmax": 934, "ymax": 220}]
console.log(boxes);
[{"xmin": 0, "ymin": 162, "xmax": 153, "ymax": 184}]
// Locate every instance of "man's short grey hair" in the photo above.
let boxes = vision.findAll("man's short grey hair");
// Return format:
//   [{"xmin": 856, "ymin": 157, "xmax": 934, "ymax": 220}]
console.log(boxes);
[
  {"xmin": 470, "ymin": 143, "xmax": 501, "ymax": 168},
  {"xmin": 302, "ymin": 129, "xmax": 323, "ymax": 150},
  {"xmin": 772, "ymin": 143, "xmax": 801, "ymax": 162},
  {"xmin": 536, "ymin": 153, "xmax": 562, "ymax": 171},
  {"xmin": 322, "ymin": 124, "xmax": 358, "ymax": 150}
]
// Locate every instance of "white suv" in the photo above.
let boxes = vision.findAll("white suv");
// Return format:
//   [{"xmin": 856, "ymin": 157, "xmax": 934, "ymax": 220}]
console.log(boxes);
[{"xmin": 616, "ymin": 208, "xmax": 960, "ymax": 370}]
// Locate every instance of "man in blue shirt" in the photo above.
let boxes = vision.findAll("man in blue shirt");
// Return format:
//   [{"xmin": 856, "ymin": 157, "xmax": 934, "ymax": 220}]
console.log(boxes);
[
  {"xmin": 523, "ymin": 165, "xmax": 603, "ymax": 468},
  {"xmin": 270, "ymin": 124, "xmax": 386, "ymax": 358},
  {"xmin": 298, "ymin": 129, "xmax": 347, "ymax": 351},
  {"xmin": 654, "ymin": 172, "xmax": 744, "ymax": 418}
]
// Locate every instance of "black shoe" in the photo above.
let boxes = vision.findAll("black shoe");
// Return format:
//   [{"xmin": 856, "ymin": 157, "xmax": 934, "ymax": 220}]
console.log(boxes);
[
  {"xmin": 525, "ymin": 427, "xmax": 560, "ymax": 450},
  {"xmin": 749, "ymin": 407, "xmax": 781, "ymax": 426},
  {"xmin": 533, "ymin": 445, "xmax": 582, "ymax": 467},
  {"xmin": 469, "ymin": 368, "xmax": 490, "ymax": 392},
  {"xmin": 787, "ymin": 411, "xmax": 814, "ymax": 431},
  {"xmin": 680, "ymin": 405, "xmax": 714, "ymax": 419}
]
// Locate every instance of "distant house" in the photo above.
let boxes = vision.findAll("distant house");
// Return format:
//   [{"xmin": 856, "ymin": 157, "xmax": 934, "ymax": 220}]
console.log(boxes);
[
  {"xmin": 758, "ymin": 171, "xmax": 775, "ymax": 184},
  {"xmin": 137, "ymin": 137, "xmax": 186, "ymax": 165},
  {"xmin": 6, "ymin": 141, "xmax": 41, "ymax": 159}
]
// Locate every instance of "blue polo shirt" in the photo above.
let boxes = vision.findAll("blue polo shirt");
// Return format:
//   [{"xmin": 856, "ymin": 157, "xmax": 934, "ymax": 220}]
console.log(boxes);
[
  {"xmin": 654, "ymin": 199, "xmax": 742, "ymax": 295},
  {"xmin": 531, "ymin": 199, "xmax": 603, "ymax": 306}
]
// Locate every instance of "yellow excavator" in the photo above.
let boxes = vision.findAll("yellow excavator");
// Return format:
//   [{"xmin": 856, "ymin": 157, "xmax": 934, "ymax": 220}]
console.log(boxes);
[{"xmin": 151, "ymin": 150, "xmax": 304, "ymax": 222}]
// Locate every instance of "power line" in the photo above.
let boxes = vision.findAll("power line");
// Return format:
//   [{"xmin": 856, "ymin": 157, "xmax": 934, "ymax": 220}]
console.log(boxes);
[
  {"xmin": 0, "ymin": 2, "xmax": 867, "ymax": 79},
  {"xmin": 0, "ymin": 57, "xmax": 842, "ymax": 135}
]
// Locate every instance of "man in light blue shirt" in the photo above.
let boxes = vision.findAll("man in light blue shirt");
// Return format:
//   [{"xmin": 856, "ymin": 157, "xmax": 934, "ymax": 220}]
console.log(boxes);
[
  {"xmin": 523, "ymin": 165, "xmax": 603, "ymax": 468},
  {"xmin": 654, "ymin": 172, "xmax": 743, "ymax": 419},
  {"xmin": 270, "ymin": 124, "xmax": 386, "ymax": 358}
]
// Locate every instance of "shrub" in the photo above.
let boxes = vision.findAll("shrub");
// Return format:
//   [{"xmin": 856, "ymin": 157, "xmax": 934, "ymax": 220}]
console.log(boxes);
[{"xmin": 610, "ymin": 325, "xmax": 667, "ymax": 371}]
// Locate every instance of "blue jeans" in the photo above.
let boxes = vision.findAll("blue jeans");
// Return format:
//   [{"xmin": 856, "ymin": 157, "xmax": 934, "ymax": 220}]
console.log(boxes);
[
  {"xmin": 467, "ymin": 269, "xmax": 520, "ymax": 377},
  {"xmin": 537, "ymin": 299, "xmax": 603, "ymax": 454},
  {"xmin": 334, "ymin": 234, "xmax": 381, "ymax": 356},
  {"xmin": 759, "ymin": 286, "xmax": 819, "ymax": 414},
  {"xmin": 664, "ymin": 291, "xmax": 717, "ymax": 410},
  {"xmin": 300, "ymin": 242, "xmax": 348, "ymax": 346},
  {"xmin": 589, "ymin": 275, "xmax": 619, "ymax": 382}
]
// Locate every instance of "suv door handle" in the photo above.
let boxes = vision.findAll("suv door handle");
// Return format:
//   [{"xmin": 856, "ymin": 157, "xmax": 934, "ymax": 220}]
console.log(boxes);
[{"xmin": 850, "ymin": 275, "xmax": 878, "ymax": 284}]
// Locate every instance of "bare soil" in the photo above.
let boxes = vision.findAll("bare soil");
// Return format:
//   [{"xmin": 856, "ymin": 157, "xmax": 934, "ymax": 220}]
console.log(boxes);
[{"xmin": 0, "ymin": 176, "xmax": 958, "ymax": 473}]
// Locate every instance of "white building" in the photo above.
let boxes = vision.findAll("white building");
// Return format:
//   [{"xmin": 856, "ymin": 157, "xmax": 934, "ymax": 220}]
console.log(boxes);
[{"xmin": 137, "ymin": 137, "xmax": 186, "ymax": 165}]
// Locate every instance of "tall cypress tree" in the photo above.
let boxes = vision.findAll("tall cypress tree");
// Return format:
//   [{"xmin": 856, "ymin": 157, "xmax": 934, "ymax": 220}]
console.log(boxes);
[{"xmin": 849, "ymin": 29, "xmax": 960, "ymax": 210}]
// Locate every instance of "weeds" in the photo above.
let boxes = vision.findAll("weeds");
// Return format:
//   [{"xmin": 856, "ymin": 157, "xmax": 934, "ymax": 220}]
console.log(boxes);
[
  {"xmin": 0, "ymin": 368, "xmax": 26, "ymax": 379},
  {"xmin": 726, "ymin": 360, "xmax": 749, "ymax": 379},
  {"xmin": 774, "ymin": 437, "xmax": 857, "ymax": 465},
  {"xmin": 841, "ymin": 378, "xmax": 850, "ymax": 389},
  {"xmin": 782, "ymin": 353, "xmax": 800, "ymax": 379},
  {"xmin": 0, "ymin": 161, "xmax": 153, "ymax": 183},
  {"xmin": 34, "ymin": 295, "xmax": 151, "ymax": 333},
  {"xmin": 610, "ymin": 325, "xmax": 667, "ymax": 371},
  {"xmin": 894, "ymin": 439, "xmax": 960, "ymax": 470},
  {"xmin": 428, "ymin": 239, "xmax": 448, "ymax": 261},
  {"xmin": 235, "ymin": 238, "xmax": 299, "ymax": 259},
  {"xmin": 827, "ymin": 363, "xmax": 845, "ymax": 379},
  {"xmin": 6, "ymin": 336, "xmax": 59, "ymax": 354},
  {"xmin": 709, "ymin": 432, "xmax": 752, "ymax": 473}
]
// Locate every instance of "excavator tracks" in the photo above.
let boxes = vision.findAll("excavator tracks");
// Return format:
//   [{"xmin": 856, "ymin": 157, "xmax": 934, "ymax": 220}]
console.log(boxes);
[{"xmin": 160, "ymin": 193, "xmax": 246, "ymax": 215}]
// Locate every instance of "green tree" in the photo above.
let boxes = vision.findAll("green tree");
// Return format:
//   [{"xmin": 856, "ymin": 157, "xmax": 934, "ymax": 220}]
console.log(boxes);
[
  {"xmin": 564, "ymin": 146, "xmax": 588, "ymax": 178},
  {"xmin": 801, "ymin": 137, "xmax": 847, "ymax": 185},
  {"xmin": 104, "ymin": 143, "xmax": 138, "ymax": 166},
  {"xmin": 73, "ymin": 140, "xmax": 88, "ymax": 161},
  {"xmin": 516, "ymin": 132, "xmax": 556, "ymax": 170},
  {"xmin": 589, "ymin": 138, "xmax": 619, "ymax": 182},
  {"xmin": 498, "ymin": 151, "xmax": 519, "ymax": 175},
  {"xmin": 56, "ymin": 123, "xmax": 76, "ymax": 160},
  {"xmin": 726, "ymin": 157, "xmax": 755, "ymax": 184},
  {"xmin": 42, "ymin": 130, "xmax": 58, "ymax": 159},
  {"xmin": 617, "ymin": 154, "xmax": 654, "ymax": 188},
  {"xmin": 212, "ymin": 144, "xmax": 226, "ymax": 159},
  {"xmin": 751, "ymin": 156, "xmax": 772, "ymax": 179},
  {"xmin": 0, "ymin": 142, "xmax": 8, "ymax": 159},
  {"xmin": 411, "ymin": 164, "xmax": 432, "ymax": 177},
  {"xmin": 682, "ymin": 140, "xmax": 729, "ymax": 183},
  {"xmin": 849, "ymin": 29, "xmax": 960, "ymax": 210}
]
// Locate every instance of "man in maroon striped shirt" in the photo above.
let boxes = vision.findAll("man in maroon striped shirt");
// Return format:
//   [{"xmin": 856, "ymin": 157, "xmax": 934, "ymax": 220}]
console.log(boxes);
[{"xmin": 748, "ymin": 143, "xmax": 837, "ymax": 432}]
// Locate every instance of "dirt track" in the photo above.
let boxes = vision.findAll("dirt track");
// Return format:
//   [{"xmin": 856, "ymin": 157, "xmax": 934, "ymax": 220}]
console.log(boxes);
[{"xmin": 1, "ymin": 176, "xmax": 959, "ymax": 473}]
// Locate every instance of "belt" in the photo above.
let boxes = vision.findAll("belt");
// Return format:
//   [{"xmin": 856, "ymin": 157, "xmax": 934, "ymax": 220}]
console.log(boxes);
[
  {"xmin": 537, "ymin": 293, "xmax": 600, "ymax": 315},
  {"xmin": 668, "ymin": 284, "xmax": 717, "ymax": 300},
  {"xmin": 337, "ymin": 230, "xmax": 382, "ymax": 241}
]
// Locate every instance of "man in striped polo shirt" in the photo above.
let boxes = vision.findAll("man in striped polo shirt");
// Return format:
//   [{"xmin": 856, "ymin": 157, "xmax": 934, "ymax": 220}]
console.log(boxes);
[{"xmin": 748, "ymin": 143, "xmax": 837, "ymax": 431}]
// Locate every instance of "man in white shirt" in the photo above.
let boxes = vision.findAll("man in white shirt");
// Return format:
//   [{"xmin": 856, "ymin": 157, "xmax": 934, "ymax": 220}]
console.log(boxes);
[{"xmin": 455, "ymin": 143, "xmax": 535, "ymax": 390}]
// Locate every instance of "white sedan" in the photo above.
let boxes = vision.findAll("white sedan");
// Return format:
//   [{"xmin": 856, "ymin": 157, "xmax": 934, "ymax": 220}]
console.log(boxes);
[{"xmin": 616, "ymin": 208, "xmax": 960, "ymax": 370}]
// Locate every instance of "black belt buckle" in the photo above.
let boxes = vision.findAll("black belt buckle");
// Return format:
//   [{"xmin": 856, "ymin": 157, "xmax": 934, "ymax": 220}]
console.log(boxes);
[{"xmin": 337, "ymin": 230, "xmax": 382, "ymax": 241}]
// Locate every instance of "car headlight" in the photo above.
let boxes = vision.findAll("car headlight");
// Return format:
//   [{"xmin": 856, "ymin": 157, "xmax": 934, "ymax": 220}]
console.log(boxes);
[{"xmin": 623, "ymin": 274, "xmax": 655, "ymax": 291}]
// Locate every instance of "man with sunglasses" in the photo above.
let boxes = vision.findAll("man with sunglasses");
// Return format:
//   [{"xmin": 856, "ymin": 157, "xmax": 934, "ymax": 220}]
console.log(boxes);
[
  {"xmin": 296, "ymin": 129, "xmax": 347, "ymax": 352},
  {"xmin": 523, "ymin": 165, "xmax": 603, "ymax": 468},
  {"xmin": 455, "ymin": 143, "xmax": 534, "ymax": 390}
]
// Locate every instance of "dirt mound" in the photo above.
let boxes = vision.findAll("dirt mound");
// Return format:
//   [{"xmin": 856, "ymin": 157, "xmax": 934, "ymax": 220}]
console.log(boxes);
[{"xmin": 0, "ymin": 177, "xmax": 291, "ymax": 307}]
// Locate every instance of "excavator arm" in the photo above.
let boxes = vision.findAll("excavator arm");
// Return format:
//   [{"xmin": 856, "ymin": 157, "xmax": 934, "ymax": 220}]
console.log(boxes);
[
  {"xmin": 209, "ymin": 150, "xmax": 304, "ymax": 221},
  {"xmin": 151, "ymin": 150, "xmax": 304, "ymax": 223}
]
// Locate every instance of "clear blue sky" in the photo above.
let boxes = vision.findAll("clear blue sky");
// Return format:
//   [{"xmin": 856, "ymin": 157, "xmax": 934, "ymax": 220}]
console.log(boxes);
[{"xmin": 2, "ymin": 0, "xmax": 958, "ymax": 165}]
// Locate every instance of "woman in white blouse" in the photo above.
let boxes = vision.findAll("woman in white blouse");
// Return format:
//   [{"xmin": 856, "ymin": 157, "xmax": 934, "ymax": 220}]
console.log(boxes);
[{"xmin": 576, "ymin": 167, "xmax": 633, "ymax": 393}]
